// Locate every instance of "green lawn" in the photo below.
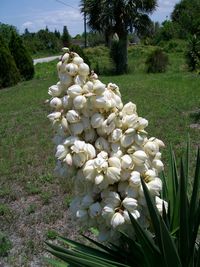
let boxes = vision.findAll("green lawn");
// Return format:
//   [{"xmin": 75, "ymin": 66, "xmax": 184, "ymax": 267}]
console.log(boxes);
[{"xmin": 0, "ymin": 45, "xmax": 199, "ymax": 266}]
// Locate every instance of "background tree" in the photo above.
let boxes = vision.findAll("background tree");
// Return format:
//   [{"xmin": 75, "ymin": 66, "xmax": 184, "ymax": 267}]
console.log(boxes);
[
  {"xmin": 81, "ymin": 0, "xmax": 157, "ymax": 74},
  {"xmin": 0, "ymin": 23, "xmax": 18, "ymax": 45},
  {"xmin": 62, "ymin": 25, "xmax": 71, "ymax": 47},
  {"xmin": 9, "ymin": 32, "xmax": 34, "ymax": 80},
  {"xmin": 0, "ymin": 35, "xmax": 20, "ymax": 89},
  {"xmin": 171, "ymin": 0, "xmax": 200, "ymax": 38}
]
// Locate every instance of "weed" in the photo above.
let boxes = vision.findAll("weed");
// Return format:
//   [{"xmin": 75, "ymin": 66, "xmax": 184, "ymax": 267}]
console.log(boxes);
[
  {"xmin": 26, "ymin": 204, "xmax": 37, "ymax": 215},
  {"xmin": 25, "ymin": 182, "xmax": 41, "ymax": 195},
  {"xmin": 0, "ymin": 204, "xmax": 12, "ymax": 218},
  {"xmin": 46, "ymin": 230, "xmax": 57, "ymax": 240},
  {"xmin": 40, "ymin": 191, "xmax": 52, "ymax": 205},
  {"xmin": 0, "ymin": 231, "xmax": 12, "ymax": 257}
]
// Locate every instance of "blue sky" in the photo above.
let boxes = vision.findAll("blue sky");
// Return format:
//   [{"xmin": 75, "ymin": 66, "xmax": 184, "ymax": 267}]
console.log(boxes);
[{"xmin": 0, "ymin": 0, "xmax": 179, "ymax": 37}]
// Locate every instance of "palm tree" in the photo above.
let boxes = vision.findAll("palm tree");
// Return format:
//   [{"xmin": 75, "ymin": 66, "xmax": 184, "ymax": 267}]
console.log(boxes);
[{"xmin": 80, "ymin": 0, "xmax": 157, "ymax": 74}]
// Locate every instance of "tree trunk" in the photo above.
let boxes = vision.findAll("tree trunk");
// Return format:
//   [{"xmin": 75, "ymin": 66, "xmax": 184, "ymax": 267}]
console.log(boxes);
[{"xmin": 116, "ymin": 34, "xmax": 128, "ymax": 74}]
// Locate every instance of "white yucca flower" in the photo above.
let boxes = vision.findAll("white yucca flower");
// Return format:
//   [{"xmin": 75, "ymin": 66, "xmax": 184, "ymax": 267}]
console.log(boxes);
[{"xmin": 47, "ymin": 48, "xmax": 166, "ymax": 242}]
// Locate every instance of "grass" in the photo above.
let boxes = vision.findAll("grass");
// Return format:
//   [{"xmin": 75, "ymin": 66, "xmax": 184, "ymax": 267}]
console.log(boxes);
[{"xmin": 0, "ymin": 44, "xmax": 199, "ymax": 266}]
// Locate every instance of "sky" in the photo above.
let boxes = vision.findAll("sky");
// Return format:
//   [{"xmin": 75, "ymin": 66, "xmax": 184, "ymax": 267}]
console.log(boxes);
[{"xmin": 0, "ymin": 0, "xmax": 179, "ymax": 37}]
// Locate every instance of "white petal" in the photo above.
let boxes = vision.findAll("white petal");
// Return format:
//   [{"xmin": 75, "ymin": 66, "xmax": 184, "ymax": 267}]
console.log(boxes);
[
  {"xmin": 66, "ymin": 110, "xmax": 80, "ymax": 123},
  {"xmin": 70, "ymin": 122, "xmax": 84, "ymax": 135},
  {"xmin": 109, "ymin": 128, "xmax": 122, "ymax": 143},
  {"xmin": 121, "ymin": 155, "xmax": 133, "ymax": 169},
  {"xmin": 108, "ymin": 157, "xmax": 121, "ymax": 169},
  {"xmin": 78, "ymin": 63, "xmax": 90, "ymax": 76},
  {"xmin": 73, "ymin": 152, "xmax": 87, "ymax": 167},
  {"xmin": 106, "ymin": 167, "xmax": 121, "ymax": 184},
  {"xmin": 132, "ymin": 150, "xmax": 148, "ymax": 166},
  {"xmin": 91, "ymin": 113, "xmax": 105, "ymax": 128},
  {"xmin": 67, "ymin": 84, "xmax": 82, "ymax": 98},
  {"xmin": 144, "ymin": 141, "xmax": 159, "ymax": 156},
  {"xmin": 93, "ymin": 80, "xmax": 106, "ymax": 95},
  {"xmin": 66, "ymin": 63, "xmax": 78, "ymax": 76},
  {"xmin": 89, "ymin": 202, "xmax": 102, "ymax": 218},
  {"xmin": 129, "ymin": 171, "xmax": 141, "ymax": 187},
  {"xmin": 50, "ymin": 97, "xmax": 62, "ymax": 109},
  {"xmin": 95, "ymin": 174, "xmax": 104, "ymax": 185},
  {"xmin": 81, "ymin": 195, "xmax": 94, "ymax": 208},
  {"xmin": 73, "ymin": 95, "xmax": 87, "ymax": 109},
  {"xmin": 55, "ymin": 145, "xmax": 68, "ymax": 160},
  {"xmin": 85, "ymin": 144, "xmax": 96, "ymax": 159},
  {"xmin": 122, "ymin": 197, "xmax": 138, "ymax": 212},
  {"xmin": 76, "ymin": 209, "xmax": 88, "ymax": 221},
  {"xmin": 152, "ymin": 159, "xmax": 164, "ymax": 172},
  {"xmin": 83, "ymin": 165, "xmax": 96, "ymax": 181},
  {"xmin": 111, "ymin": 212, "xmax": 125, "ymax": 228},
  {"xmin": 122, "ymin": 102, "xmax": 137, "ymax": 115},
  {"xmin": 47, "ymin": 112, "xmax": 61, "ymax": 122}
]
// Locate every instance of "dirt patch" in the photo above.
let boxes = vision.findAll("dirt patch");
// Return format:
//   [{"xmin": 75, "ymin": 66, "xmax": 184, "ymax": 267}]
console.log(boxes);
[{"xmin": 0, "ymin": 185, "xmax": 80, "ymax": 267}]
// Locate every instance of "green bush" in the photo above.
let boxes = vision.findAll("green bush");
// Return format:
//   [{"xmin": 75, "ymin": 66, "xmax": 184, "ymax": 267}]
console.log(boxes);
[
  {"xmin": 186, "ymin": 35, "xmax": 200, "ymax": 73},
  {"xmin": 145, "ymin": 48, "xmax": 169, "ymax": 73},
  {"xmin": 9, "ymin": 32, "xmax": 34, "ymax": 80},
  {"xmin": 0, "ymin": 35, "xmax": 20, "ymax": 89}
]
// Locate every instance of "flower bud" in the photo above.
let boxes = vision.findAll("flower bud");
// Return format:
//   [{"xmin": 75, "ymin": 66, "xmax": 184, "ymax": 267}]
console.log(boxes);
[
  {"xmin": 78, "ymin": 63, "xmax": 90, "ymax": 76},
  {"xmin": 66, "ymin": 110, "xmax": 80, "ymax": 123},
  {"xmin": 121, "ymin": 154, "xmax": 133, "ymax": 169},
  {"xmin": 67, "ymin": 84, "xmax": 82, "ymax": 98},
  {"xmin": 48, "ymin": 84, "xmax": 63, "ymax": 97},
  {"xmin": 132, "ymin": 150, "xmax": 148, "ymax": 165},
  {"xmin": 89, "ymin": 202, "xmax": 102, "ymax": 218},
  {"xmin": 73, "ymin": 95, "xmax": 87, "ymax": 109},
  {"xmin": 72, "ymin": 56, "xmax": 84, "ymax": 65},
  {"xmin": 50, "ymin": 97, "xmax": 62, "ymax": 109},
  {"xmin": 91, "ymin": 113, "xmax": 105, "ymax": 128},
  {"xmin": 66, "ymin": 63, "xmax": 78, "ymax": 76}
]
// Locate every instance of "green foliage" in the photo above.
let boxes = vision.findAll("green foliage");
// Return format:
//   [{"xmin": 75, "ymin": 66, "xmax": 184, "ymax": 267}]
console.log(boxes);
[
  {"xmin": 0, "ymin": 231, "xmax": 12, "ymax": 257},
  {"xmin": 145, "ymin": 48, "xmax": 169, "ymax": 73},
  {"xmin": 87, "ymin": 31, "xmax": 105, "ymax": 47},
  {"xmin": 22, "ymin": 28, "xmax": 62, "ymax": 55},
  {"xmin": 171, "ymin": 0, "xmax": 200, "ymax": 38},
  {"xmin": 46, "ymin": 144, "xmax": 200, "ymax": 267},
  {"xmin": 0, "ymin": 35, "xmax": 20, "ymax": 89},
  {"xmin": 0, "ymin": 22, "xmax": 18, "ymax": 44},
  {"xmin": 186, "ymin": 35, "xmax": 200, "ymax": 73},
  {"xmin": 9, "ymin": 32, "xmax": 34, "ymax": 80},
  {"xmin": 157, "ymin": 20, "xmax": 178, "ymax": 42},
  {"xmin": 62, "ymin": 26, "xmax": 71, "ymax": 48}
]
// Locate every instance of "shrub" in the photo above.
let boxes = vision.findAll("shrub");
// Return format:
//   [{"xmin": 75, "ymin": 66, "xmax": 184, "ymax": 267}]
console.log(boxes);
[
  {"xmin": 9, "ymin": 32, "xmax": 34, "ymax": 80},
  {"xmin": 0, "ymin": 35, "xmax": 20, "ymax": 89},
  {"xmin": 186, "ymin": 35, "xmax": 200, "ymax": 73},
  {"xmin": 145, "ymin": 48, "xmax": 169, "ymax": 73}
]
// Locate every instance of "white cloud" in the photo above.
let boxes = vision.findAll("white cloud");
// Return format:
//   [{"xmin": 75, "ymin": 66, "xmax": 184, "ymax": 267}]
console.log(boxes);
[
  {"xmin": 151, "ymin": 0, "xmax": 179, "ymax": 22},
  {"xmin": 20, "ymin": 8, "xmax": 84, "ymax": 36}
]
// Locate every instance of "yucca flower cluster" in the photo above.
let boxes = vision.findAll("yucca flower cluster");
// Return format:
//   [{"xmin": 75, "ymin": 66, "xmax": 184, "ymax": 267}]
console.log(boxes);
[{"xmin": 47, "ymin": 48, "xmax": 167, "ymax": 242}]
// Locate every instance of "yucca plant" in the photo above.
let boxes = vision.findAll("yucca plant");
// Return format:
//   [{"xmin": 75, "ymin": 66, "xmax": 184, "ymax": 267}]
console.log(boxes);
[{"xmin": 45, "ymin": 143, "xmax": 200, "ymax": 267}]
